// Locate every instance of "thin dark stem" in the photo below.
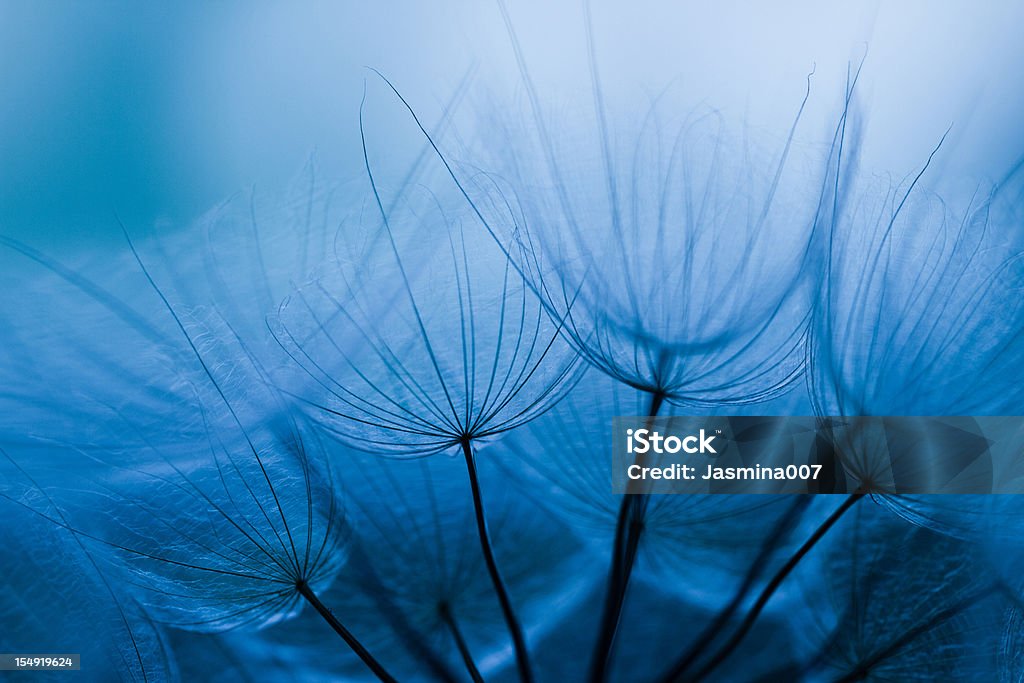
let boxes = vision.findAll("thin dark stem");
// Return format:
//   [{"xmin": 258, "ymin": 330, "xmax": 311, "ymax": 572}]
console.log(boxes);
[
  {"xmin": 659, "ymin": 496, "xmax": 812, "ymax": 682},
  {"xmin": 440, "ymin": 601, "xmax": 485, "ymax": 683},
  {"xmin": 296, "ymin": 580, "xmax": 399, "ymax": 683},
  {"xmin": 348, "ymin": 542, "xmax": 460, "ymax": 682},
  {"xmin": 589, "ymin": 390, "xmax": 665, "ymax": 683},
  {"xmin": 461, "ymin": 438, "xmax": 534, "ymax": 683},
  {"xmin": 689, "ymin": 493, "xmax": 865, "ymax": 683}
]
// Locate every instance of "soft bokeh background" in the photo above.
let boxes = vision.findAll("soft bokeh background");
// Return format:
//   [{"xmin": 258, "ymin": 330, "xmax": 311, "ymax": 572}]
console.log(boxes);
[{"xmin": 2, "ymin": 1, "xmax": 1023, "ymax": 251}]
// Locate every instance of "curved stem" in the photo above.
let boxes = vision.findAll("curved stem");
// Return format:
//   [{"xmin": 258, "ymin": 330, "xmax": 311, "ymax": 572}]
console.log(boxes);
[
  {"xmin": 297, "ymin": 580, "xmax": 398, "ymax": 683},
  {"xmin": 589, "ymin": 390, "xmax": 665, "ymax": 683},
  {"xmin": 461, "ymin": 438, "xmax": 534, "ymax": 683},
  {"xmin": 441, "ymin": 601, "xmax": 485, "ymax": 683},
  {"xmin": 348, "ymin": 542, "xmax": 460, "ymax": 682},
  {"xmin": 689, "ymin": 493, "xmax": 865, "ymax": 683},
  {"xmin": 659, "ymin": 496, "xmax": 812, "ymax": 681}
]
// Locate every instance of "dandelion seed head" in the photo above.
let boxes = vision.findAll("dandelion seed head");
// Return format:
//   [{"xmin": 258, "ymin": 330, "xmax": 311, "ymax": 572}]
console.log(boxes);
[
  {"xmin": 468, "ymin": 91, "xmax": 827, "ymax": 406},
  {"xmin": 275, "ymin": 180, "xmax": 583, "ymax": 457}
]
